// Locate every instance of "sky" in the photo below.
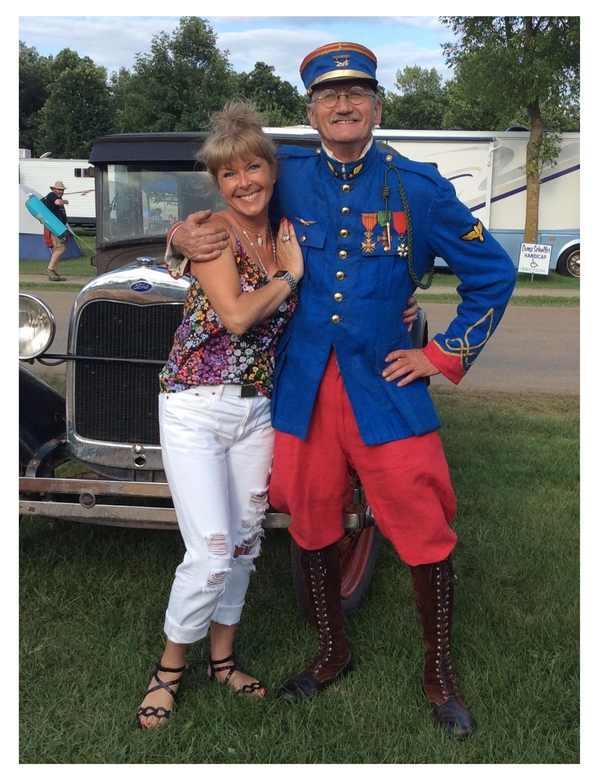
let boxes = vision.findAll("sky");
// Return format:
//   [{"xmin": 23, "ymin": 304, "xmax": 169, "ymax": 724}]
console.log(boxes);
[{"xmin": 17, "ymin": 9, "xmax": 460, "ymax": 95}]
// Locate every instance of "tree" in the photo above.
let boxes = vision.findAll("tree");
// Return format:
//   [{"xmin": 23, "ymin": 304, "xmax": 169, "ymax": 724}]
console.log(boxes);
[
  {"xmin": 236, "ymin": 62, "xmax": 307, "ymax": 127},
  {"xmin": 442, "ymin": 49, "xmax": 523, "ymax": 130},
  {"xmin": 36, "ymin": 49, "xmax": 114, "ymax": 158},
  {"xmin": 440, "ymin": 16, "xmax": 580, "ymax": 243},
  {"xmin": 19, "ymin": 42, "xmax": 52, "ymax": 154},
  {"xmin": 395, "ymin": 65, "xmax": 446, "ymax": 96},
  {"xmin": 380, "ymin": 65, "xmax": 448, "ymax": 130},
  {"xmin": 113, "ymin": 17, "xmax": 237, "ymax": 133}
]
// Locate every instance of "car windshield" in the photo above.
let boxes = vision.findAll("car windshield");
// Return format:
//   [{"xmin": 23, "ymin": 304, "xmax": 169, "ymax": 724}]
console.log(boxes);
[{"xmin": 99, "ymin": 166, "xmax": 225, "ymax": 243}]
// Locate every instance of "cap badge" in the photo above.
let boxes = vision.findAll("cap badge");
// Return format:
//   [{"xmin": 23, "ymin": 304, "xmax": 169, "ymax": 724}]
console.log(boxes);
[{"xmin": 333, "ymin": 55, "xmax": 350, "ymax": 67}]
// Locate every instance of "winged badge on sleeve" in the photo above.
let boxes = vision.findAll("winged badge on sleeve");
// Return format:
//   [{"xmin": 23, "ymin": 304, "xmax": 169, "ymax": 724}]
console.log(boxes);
[{"xmin": 461, "ymin": 219, "xmax": 484, "ymax": 242}]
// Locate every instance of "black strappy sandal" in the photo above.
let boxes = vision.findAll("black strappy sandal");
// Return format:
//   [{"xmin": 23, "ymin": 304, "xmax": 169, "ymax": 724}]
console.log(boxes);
[
  {"xmin": 136, "ymin": 662, "xmax": 186, "ymax": 728},
  {"xmin": 208, "ymin": 654, "xmax": 267, "ymax": 697}
]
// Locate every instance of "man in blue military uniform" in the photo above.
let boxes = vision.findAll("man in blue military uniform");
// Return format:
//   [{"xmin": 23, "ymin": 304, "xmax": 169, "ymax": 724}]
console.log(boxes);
[{"xmin": 167, "ymin": 42, "xmax": 516, "ymax": 738}]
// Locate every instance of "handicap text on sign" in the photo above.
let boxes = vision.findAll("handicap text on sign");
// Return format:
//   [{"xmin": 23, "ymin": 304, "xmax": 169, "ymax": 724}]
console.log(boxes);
[{"xmin": 518, "ymin": 243, "xmax": 552, "ymax": 276}]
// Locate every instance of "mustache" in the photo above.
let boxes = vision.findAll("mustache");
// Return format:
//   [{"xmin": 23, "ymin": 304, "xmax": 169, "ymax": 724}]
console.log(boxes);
[{"xmin": 330, "ymin": 115, "xmax": 361, "ymax": 123}]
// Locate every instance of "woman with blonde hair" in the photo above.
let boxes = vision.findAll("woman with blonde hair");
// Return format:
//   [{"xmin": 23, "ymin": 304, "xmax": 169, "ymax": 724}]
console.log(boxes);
[{"xmin": 137, "ymin": 101, "xmax": 303, "ymax": 727}]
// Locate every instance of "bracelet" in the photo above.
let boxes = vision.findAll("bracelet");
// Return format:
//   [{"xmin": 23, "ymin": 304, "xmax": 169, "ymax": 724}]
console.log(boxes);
[
  {"xmin": 166, "ymin": 221, "xmax": 184, "ymax": 247},
  {"xmin": 273, "ymin": 270, "xmax": 298, "ymax": 292}
]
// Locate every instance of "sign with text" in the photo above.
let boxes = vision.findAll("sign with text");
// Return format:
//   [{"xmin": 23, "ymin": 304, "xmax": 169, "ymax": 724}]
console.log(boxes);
[{"xmin": 518, "ymin": 243, "xmax": 552, "ymax": 275}]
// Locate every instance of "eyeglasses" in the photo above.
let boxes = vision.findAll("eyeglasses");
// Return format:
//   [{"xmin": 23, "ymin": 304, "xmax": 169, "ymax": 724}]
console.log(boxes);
[{"xmin": 312, "ymin": 86, "xmax": 376, "ymax": 109}]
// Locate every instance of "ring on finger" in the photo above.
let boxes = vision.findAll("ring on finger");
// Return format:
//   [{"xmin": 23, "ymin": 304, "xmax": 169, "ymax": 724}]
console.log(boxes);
[{"xmin": 281, "ymin": 235, "xmax": 290, "ymax": 242}]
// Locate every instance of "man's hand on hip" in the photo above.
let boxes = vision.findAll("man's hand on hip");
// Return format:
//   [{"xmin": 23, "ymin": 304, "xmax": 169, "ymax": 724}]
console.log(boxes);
[
  {"xmin": 171, "ymin": 210, "xmax": 229, "ymax": 262},
  {"xmin": 382, "ymin": 348, "xmax": 440, "ymax": 387}
]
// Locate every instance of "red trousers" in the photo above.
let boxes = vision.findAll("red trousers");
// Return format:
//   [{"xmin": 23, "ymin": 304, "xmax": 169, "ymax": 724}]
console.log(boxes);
[{"xmin": 269, "ymin": 351, "xmax": 458, "ymax": 566}]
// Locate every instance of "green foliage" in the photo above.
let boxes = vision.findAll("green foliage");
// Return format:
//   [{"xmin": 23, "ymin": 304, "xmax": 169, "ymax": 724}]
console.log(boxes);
[
  {"xmin": 441, "ymin": 49, "xmax": 522, "ymax": 131},
  {"xmin": 440, "ymin": 17, "xmax": 580, "ymax": 133},
  {"xmin": 36, "ymin": 50, "xmax": 114, "ymax": 158},
  {"xmin": 440, "ymin": 17, "xmax": 580, "ymax": 242},
  {"xmin": 19, "ymin": 41, "xmax": 52, "ymax": 154},
  {"xmin": 395, "ymin": 65, "xmax": 446, "ymax": 96},
  {"xmin": 236, "ymin": 62, "xmax": 308, "ymax": 127},
  {"xmin": 19, "ymin": 16, "xmax": 580, "ymax": 159},
  {"xmin": 381, "ymin": 66, "xmax": 449, "ymax": 130},
  {"xmin": 112, "ymin": 17, "xmax": 237, "ymax": 132}
]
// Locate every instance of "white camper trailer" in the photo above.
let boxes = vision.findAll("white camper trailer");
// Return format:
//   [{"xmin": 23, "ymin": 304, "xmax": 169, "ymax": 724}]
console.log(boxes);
[
  {"xmin": 18, "ymin": 153, "xmax": 96, "ymax": 227},
  {"xmin": 266, "ymin": 128, "xmax": 580, "ymax": 277},
  {"xmin": 18, "ymin": 183, "xmax": 83, "ymax": 260}
]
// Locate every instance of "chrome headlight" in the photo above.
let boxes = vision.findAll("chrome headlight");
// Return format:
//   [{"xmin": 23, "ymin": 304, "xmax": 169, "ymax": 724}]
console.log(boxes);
[{"xmin": 19, "ymin": 294, "xmax": 56, "ymax": 359}]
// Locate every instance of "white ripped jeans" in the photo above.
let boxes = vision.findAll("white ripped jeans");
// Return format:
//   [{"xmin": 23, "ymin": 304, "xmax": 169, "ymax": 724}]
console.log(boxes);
[{"xmin": 159, "ymin": 386, "xmax": 274, "ymax": 645}]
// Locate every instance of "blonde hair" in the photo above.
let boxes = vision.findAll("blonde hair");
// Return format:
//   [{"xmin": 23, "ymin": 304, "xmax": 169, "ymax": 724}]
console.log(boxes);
[{"xmin": 198, "ymin": 101, "xmax": 277, "ymax": 181}]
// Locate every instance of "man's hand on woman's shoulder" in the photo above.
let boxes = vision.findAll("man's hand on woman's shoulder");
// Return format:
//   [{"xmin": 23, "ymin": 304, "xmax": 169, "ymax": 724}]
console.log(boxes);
[{"xmin": 171, "ymin": 210, "xmax": 229, "ymax": 262}]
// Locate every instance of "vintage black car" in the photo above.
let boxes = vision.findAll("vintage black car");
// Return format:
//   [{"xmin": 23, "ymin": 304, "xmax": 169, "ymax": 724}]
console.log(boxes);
[{"xmin": 19, "ymin": 131, "xmax": 428, "ymax": 616}]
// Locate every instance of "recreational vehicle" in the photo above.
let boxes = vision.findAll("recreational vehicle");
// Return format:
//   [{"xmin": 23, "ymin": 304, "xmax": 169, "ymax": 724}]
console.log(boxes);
[{"xmin": 18, "ymin": 152, "xmax": 96, "ymax": 227}]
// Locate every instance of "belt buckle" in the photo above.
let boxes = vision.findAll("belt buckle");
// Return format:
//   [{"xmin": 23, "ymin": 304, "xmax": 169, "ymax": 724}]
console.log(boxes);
[{"xmin": 240, "ymin": 384, "xmax": 257, "ymax": 398}]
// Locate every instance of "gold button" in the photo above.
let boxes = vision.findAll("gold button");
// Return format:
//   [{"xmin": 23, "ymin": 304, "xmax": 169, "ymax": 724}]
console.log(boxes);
[
  {"xmin": 341, "ymin": 207, "xmax": 350, "ymax": 215},
  {"xmin": 340, "ymin": 229, "xmax": 348, "ymax": 238},
  {"xmin": 385, "ymin": 154, "xmax": 393, "ymax": 162},
  {"xmin": 336, "ymin": 271, "xmax": 345, "ymax": 280},
  {"xmin": 331, "ymin": 315, "xmax": 340, "ymax": 323},
  {"xmin": 301, "ymin": 235, "xmax": 306, "ymax": 242},
  {"xmin": 334, "ymin": 292, "xmax": 343, "ymax": 301},
  {"xmin": 339, "ymin": 250, "xmax": 348, "ymax": 259},
  {"xmin": 342, "ymin": 184, "xmax": 351, "ymax": 193}
]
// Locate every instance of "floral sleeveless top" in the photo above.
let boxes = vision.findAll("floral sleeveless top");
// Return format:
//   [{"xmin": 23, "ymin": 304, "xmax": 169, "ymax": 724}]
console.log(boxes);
[{"xmin": 159, "ymin": 233, "xmax": 297, "ymax": 398}]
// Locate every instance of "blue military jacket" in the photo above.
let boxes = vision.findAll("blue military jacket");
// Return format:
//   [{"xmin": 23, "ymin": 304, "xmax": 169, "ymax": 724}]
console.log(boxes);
[{"xmin": 267, "ymin": 140, "xmax": 516, "ymax": 446}]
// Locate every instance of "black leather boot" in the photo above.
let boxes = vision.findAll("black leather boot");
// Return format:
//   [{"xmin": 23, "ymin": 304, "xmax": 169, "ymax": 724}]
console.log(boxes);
[
  {"xmin": 277, "ymin": 542, "xmax": 353, "ymax": 699},
  {"xmin": 410, "ymin": 557, "xmax": 476, "ymax": 738}
]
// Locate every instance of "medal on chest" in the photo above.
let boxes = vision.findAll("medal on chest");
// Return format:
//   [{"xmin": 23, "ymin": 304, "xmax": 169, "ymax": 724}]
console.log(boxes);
[
  {"xmin": 392, "ymin": 211, "xmax": 408, "ymax": 257},
  {"xmin": 361, "ymin": 213, "xmax": 377, "ymax": 253},
  {"xmin": 361, "ymin": 210, "xmax": 407, "ymax": 255}
]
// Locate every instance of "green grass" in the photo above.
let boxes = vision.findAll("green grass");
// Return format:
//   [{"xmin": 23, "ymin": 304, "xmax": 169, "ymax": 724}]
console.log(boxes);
[
  {"xmin": 19, "ymin": 228, "xmax": 96, "ymax": 277},
  {"xmin": 433, "ymin": 269, "xmax": 580, "ymax": 291},
  {"xmin": 419, "ymin": 269, "xmax": 580, "ymax": 306},
  {"xmin": 19, "ymin": 391, "xmax": 579, "ymax": 764},
  {"xmin": 415, "ymin": 292, "xmax": 579, "ymax": 307},
  {"xmin": 19, "ymin": 256, "xmax": 94, "ymax": 277}
]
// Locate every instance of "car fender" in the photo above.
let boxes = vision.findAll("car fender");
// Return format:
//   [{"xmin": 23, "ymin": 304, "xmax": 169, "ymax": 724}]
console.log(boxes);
[{"xmin": 19, "ymin": 365, "xmax": 66, "ymax": 467}]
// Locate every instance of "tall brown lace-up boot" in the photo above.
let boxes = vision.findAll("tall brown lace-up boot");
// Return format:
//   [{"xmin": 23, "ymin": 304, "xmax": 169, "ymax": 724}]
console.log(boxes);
[
  {"xmin": 410, "ymin": 556, "xmax": 476, "ymax": 738},
  {"xmin": 277, "ymin": 542, "xmax": 354, "ymax": 699}
]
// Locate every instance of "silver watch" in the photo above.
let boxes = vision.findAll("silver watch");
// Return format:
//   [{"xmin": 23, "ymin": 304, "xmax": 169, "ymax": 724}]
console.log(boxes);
[{"xmin": 272, "ymin": 270, "xmax": 298, "ymax": 292}]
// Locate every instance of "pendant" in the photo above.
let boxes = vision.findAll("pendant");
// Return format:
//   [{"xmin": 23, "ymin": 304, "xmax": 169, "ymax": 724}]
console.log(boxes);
[{"xmin": 257, "ymin": 235, "xmax": 263, "ymax": 247}]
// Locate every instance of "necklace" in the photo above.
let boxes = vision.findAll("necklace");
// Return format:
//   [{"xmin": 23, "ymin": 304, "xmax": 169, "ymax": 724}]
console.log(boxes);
[
  {"xmin": 242, "ymin": 223, "xmax": 277, "ymax": 277},
  {"xmin": 223, "ymin": 212, "xmax": 277, "ymax": 277}
]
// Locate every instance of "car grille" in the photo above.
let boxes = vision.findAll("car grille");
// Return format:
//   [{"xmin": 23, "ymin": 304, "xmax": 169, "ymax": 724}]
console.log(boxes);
[{"xmin": 73, "ymin": 299, "xmax": 183, "ymax": 445}]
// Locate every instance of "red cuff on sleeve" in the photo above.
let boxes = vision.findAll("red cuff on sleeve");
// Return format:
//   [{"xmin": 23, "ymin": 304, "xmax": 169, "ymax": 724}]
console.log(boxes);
[{"xmin": 423, "ymin": 340, "xmax": 466, "ymax": 385}]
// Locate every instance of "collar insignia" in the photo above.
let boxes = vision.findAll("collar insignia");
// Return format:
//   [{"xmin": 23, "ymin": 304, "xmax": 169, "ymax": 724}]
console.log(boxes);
[
  {"xmin": 295, "ymin": 217, "xmax": 317, "ymax": 226},
  {"xmin": 348, "ymin": 163, "xmax": 364, "ymax": 179},
  {"xmin": 326, "ymin": 159, "xmax": 339, "ymax": 178}
]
